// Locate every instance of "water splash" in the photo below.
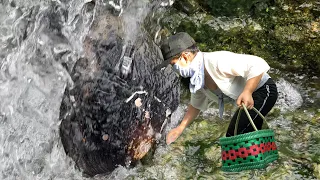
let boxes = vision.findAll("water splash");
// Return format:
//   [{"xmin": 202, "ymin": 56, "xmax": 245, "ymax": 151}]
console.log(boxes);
[
  {"xmin": 275, "ymin": 78, "xmax": 303, "ymax": 111},
  {"xmin": 0, "ymin": 0, "xmax": 113, "ymax": 179}
]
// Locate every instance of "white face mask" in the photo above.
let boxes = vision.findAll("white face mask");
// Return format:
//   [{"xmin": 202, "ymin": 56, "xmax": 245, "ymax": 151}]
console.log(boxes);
[
  {"xmin": 172, "ymin": 56, "xmax": 195, "ymax": 78},
  {"xmin": 172, "ymin": 52, "xmax": 205, "ymax": 94}
]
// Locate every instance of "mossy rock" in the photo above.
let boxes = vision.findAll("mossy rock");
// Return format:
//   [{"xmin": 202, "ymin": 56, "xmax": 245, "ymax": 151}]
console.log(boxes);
[
  {"xmin": 160, "ymin": 0, "xmax": 320, "ymax": 76},
  {"xmin": 313, "ymin": 163, "xmax": 320, "ymax": 179},
  {"xmin": 172, "ymin": 0, "xmax": 201, "ymax": 15}
]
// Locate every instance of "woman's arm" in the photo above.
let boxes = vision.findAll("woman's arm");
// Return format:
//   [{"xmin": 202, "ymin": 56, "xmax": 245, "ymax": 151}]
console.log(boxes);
[
  {"xmin": 236, "ymin": 73, "xmax": 263, "ymax": 109},
  {"xmin": 179, "ymin": 104, "xmax": 201, "ymax": 129},
  {"xmin": 166, "ymin": 104, "xmax": 200, "ymax": 144}
]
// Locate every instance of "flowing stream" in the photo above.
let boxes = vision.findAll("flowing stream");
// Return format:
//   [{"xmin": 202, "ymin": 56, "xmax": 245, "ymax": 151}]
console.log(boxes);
[{"xmin": 0, "ymin": 0, "xmax": 319, "ymax": 179}]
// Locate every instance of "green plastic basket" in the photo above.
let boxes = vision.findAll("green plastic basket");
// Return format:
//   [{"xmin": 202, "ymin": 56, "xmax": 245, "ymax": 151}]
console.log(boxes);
[{"xmin": 219, "ymin": 104, "xmax": 278, "ymax": 172}]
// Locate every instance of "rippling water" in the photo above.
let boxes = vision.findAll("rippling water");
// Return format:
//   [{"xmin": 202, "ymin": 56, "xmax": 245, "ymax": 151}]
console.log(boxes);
[
  {"xmin": 0, "ymin": 0, "xmax": 93, "ymax": 179},
  {"xmin": 0, "ymin": 0, "xmax": 319, "ymax": 179}
]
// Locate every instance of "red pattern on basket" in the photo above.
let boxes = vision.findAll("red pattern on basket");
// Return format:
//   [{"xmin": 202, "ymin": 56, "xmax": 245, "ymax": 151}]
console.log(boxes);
[{"xmin": 222, "ymin": 142, "xmax": 277, "ymax": 161}]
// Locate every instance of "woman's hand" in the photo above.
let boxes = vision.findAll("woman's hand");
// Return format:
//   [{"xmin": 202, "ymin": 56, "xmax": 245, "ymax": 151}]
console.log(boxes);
[
  {"xmin": 166, "ymin": 104, "xmax": 200, "ymax": 145},
  {"xmin": 236, "ymin": 90, "xmax": 254, "ymax": 109},
  {"xmin": 166, "ymin": 126, "xmax": 185, "ymax": 145}
]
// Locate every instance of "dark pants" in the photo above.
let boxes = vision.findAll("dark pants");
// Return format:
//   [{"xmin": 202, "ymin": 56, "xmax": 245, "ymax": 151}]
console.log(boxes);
[{"xmin": 226, "ymin": 78, "xmax": 278, "ymax": 137}]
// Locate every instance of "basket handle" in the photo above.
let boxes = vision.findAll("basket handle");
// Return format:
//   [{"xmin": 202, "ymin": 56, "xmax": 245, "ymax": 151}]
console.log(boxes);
[{"xmin": 234, "ymin": 103, "xmax": 269, "ymax": 135}]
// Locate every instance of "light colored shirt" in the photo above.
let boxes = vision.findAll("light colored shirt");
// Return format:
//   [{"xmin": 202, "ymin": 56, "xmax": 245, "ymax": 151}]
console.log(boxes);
[{"xmin": 190, "ymin": 51, "xmax": 271, "ymax": 112}]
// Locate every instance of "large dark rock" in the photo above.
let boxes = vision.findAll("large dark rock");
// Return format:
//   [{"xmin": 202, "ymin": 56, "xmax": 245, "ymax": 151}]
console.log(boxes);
[{"xmin": 59, "ymin": 3, "xmax": 180, "ymax": 177}]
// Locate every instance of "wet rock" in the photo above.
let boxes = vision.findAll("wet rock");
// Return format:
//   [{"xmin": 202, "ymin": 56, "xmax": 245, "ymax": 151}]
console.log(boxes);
[
  {"xmin": 313, "ymin": 163, "xmax": 320, "ymax": 179},
  {"xmin": 59, "ymin": 3, "xmax": 180, "ymax": 177},
  {"xmin": 172, "ymin": 0, "xmax": 200, "ymax": 15},
  {"xmin": 204, "ymin": 145, "xmax": 221, "ymax": 163}
]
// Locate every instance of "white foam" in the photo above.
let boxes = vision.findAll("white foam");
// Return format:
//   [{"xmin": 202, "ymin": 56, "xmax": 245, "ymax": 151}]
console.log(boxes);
[{"xmin": 275, "ymin": 78, "xmax": 303, "ymax": 111}]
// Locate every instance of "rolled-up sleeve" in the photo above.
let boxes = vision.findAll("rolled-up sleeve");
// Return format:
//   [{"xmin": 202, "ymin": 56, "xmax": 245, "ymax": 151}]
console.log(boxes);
[
  {"xmin": 216, "ymin": 51, "xmax": 270, "ymax": 80},
  {"xmin": 190, "ymin": 90, "xmax": 208, "ymax": 111}
]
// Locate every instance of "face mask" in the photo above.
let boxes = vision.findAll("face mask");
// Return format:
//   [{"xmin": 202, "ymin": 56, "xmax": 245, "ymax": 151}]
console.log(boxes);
[{"xmin": 172, "ymin": 57, "xmax": 195, "ymax": 78}]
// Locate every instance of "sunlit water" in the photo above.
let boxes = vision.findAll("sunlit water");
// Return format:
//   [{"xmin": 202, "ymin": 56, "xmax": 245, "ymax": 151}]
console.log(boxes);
[{"xmin": 0, "ymin": 0, "xmax": 319, "ymax": 179}]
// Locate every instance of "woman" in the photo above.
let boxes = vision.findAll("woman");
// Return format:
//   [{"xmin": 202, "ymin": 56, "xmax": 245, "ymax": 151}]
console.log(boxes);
[{"xmin": 156, "ymin": 32, "xmax": 278, "ymax": 145}]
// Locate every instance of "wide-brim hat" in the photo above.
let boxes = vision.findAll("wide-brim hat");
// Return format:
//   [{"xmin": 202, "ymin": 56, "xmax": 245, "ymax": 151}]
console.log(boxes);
[{"xmin": 155, "ymin": 32, "xmax": 196, "ymax": 70}]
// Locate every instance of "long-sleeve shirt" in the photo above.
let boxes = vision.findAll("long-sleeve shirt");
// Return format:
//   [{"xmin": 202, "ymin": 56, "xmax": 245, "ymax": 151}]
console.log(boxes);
[{"xmin": 190, "ymin": 51, "xmax": 271, "ymax": 112}]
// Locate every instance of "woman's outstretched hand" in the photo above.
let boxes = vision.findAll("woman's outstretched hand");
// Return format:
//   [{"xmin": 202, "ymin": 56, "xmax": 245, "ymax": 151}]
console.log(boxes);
[
  {"xmin": 236, "ymin": 90, "xmax": 254, "ymax": 109},
  {"xmin": 166, "ymin": 126, "xmax": 184, "ymax": 145}
]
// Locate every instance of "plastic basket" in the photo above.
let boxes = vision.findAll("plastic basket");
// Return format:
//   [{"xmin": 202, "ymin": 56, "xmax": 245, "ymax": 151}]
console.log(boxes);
[{"xmin": 219, "ymin": 103, "xmax": 278, "ymax": 172}]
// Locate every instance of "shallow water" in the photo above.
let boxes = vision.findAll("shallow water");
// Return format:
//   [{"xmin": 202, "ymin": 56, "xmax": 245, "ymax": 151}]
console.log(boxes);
[{"xmin": 0, "ymin": 0, "xmax": 319, "ymax": 179}]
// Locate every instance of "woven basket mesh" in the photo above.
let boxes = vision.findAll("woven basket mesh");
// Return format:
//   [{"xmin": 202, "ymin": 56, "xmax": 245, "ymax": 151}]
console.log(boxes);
[{"xmin": 220, "ymin": 129, "xmax": 278, "ymax": 171}]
